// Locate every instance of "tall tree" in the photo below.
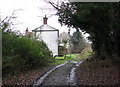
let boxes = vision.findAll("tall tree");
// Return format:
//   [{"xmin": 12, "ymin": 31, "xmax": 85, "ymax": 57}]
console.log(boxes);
[
  {"xmin": 71, "ymin": 30, "xmax": 86, "ymax": 53},
  {"xmin": 50, "ymin": 2, "xmax": 120, "ymax": 60}
]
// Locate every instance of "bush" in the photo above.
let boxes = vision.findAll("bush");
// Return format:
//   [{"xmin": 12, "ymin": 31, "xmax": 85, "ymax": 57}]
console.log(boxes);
[{"xmin": 2, "ymin": 31, "xmax": 54, "ymax": 76}]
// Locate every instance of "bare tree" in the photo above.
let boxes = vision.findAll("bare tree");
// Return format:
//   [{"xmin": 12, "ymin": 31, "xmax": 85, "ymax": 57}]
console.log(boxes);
[{"xmin": 0, "ymin": 9, "xmax": 22, "ymax": 32}]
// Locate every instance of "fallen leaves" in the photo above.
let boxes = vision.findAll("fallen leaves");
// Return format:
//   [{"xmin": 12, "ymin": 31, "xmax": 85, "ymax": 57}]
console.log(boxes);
[
  {"xmin": 2, "ymin": 66, "xmax": 53, "ymax": 86},
  {"xmin": 76, "ymin": 59, "xmax": 119, "ymax": 85}
]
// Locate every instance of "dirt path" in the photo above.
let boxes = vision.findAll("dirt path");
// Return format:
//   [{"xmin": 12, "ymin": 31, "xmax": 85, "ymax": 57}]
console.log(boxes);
[
  {"xmin": 42, "ymin": 63, "xmax": 73, "ymax": 85},
  {"xmin": 33, "ymin": 54, "xmax": 83, "ymax": 87}
]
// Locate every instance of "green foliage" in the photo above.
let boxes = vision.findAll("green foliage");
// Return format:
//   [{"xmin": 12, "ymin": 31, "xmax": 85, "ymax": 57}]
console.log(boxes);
[
  {"xmin": 53, "ymin": 54, "xmax": 77, "ymax": 65},
  {"xmin": 2, "ymin": 30, "xmax": 54, "ymax": 76},
  {"xmin": 70, "ymin": 30, "xmax": 86, "ymax": 53},
  {"xmin": 53, "ymin": 2, "xmax": 120, "ymax": 61},
  {"xmin": 62, "ymin": 39, "xmax": 68, "ymax": 44}
]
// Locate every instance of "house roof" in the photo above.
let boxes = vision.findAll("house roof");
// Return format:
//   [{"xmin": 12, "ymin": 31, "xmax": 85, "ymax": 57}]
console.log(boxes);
[{"xmin": 32, "ymin": 24, "xmax": 59, "ymax": 32}]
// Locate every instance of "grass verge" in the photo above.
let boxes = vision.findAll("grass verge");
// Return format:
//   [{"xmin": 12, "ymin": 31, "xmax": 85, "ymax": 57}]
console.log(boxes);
[{"xmin": 52, "ymin": 54, "xmax": 77, "ymax": 65}]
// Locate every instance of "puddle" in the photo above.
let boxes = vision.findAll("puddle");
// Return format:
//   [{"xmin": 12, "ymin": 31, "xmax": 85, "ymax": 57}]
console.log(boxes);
[
  {"xmin": 67, "ymin": 67, "xmax": 76, "ymax": 85},
  {"xmin": 67, "ymin": 60, "xmax": 83, "ymax": 85},
  {"xmin": 71, "ymin": 61, "xmax": 77, "ymax": 64}
]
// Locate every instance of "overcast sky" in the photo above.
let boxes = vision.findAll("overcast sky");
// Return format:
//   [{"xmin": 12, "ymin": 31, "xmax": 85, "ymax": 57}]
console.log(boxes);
[
  {"xmin": 0, "ymin": 0, "xmax": 90, "ymax": 41},
  {"xmin": 0, "ymin": 0, "xmax": 76, "ymax": 34}
]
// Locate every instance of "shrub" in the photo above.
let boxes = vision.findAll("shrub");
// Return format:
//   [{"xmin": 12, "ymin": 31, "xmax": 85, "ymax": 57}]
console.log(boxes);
[{"xmin": 2, "ymin": 31, "xmax": 54, "ymax": 76}]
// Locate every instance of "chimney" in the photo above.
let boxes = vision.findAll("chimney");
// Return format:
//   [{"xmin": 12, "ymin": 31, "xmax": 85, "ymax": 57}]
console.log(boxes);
[
  {"xmin": 26, "ymin": 27, "xmax": 28, "ymax": 33},
  {"xmin": 25, "ymin": 27, "xmax": 28, "ymax": 37},
  {"xmin": 43, "ymin": 15, "xmax": 48, "ymax": 24}
]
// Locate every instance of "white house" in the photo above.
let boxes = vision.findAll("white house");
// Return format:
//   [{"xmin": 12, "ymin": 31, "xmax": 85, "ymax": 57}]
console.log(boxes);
[{"xmin": 32, "ymin": 16, "xmax": 59, "ymax": 56}]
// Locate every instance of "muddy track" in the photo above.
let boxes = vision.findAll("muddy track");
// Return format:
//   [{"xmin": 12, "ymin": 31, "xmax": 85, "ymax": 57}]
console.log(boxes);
[
  {"xmin": 42, "ymin": 63, "xmax": 73, "ymax": 85},
  {"xmin": 32, "ymin": 54, "xmax": 83, "ymax": 87}
]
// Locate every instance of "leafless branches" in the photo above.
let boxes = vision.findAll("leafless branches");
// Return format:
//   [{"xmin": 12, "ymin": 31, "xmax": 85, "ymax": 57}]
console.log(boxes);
[{"xmin": 0, "ymin": 9, "xmax": 22, "ymax": 32}]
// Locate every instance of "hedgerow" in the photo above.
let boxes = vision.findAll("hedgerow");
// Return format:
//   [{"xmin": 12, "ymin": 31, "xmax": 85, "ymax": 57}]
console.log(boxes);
[{"xmin": 2, "ymin": 30, "xmax": 54, "ymax": 76}]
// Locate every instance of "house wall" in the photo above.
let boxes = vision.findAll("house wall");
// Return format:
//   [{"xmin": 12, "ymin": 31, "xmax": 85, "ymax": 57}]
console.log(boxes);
[
  {"xmin": 32, "ymin": 24, "xmax": 59, "ymax": 56},
  {"xmin": 40, "ymin": 31, "xmax": 58, "ymax": 56}
]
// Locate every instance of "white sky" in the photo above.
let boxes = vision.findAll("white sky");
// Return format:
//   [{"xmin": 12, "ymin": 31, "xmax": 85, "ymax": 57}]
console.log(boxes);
[
  {"xmin": 0, "ymin": 0, "xmax": 89, "ymax": 39},
  {"xmin": 0, "ymin": 0, "xmax": 75, "ymax": 34}
]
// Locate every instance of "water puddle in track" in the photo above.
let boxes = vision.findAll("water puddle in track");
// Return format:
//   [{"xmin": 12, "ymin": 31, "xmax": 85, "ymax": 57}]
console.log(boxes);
[{"xmin": 67, "ymin": 60, "xmax": 83, "ymax": 85}]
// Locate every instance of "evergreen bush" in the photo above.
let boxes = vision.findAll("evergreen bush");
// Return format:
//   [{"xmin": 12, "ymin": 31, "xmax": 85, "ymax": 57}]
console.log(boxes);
[{"xmin": 2, "ymin": 30, "xmax": 54, "ymax": 76}]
